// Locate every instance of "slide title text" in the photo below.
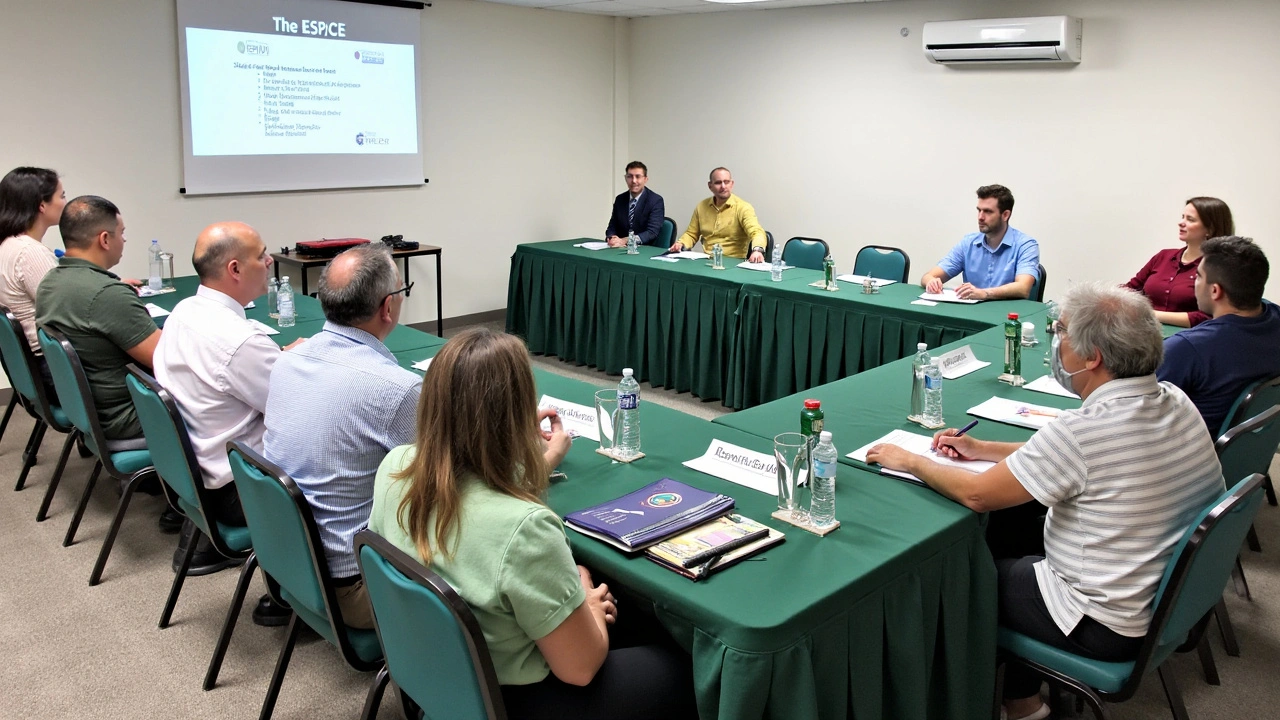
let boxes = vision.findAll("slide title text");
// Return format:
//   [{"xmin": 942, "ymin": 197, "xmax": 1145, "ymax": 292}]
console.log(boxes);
[{"xmin": 272, "ymin": 16, "xmax": 346, "ymax": 37}]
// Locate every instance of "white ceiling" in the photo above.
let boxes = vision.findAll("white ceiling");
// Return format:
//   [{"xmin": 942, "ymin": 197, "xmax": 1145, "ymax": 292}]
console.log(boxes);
[{"xmin": 478, "ymin": 0, "xmax": 892, "ymax": 19}]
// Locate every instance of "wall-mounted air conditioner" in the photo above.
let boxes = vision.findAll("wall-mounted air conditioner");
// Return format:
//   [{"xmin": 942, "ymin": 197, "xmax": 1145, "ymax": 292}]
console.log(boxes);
[{"xmin": 923, "ymin": 16, "xmax": 1082, "ymax": 65}]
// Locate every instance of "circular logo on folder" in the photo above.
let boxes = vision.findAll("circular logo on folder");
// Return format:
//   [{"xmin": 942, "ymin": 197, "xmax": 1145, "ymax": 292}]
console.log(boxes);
[{"xmin": 646, "ymin": 492, "xmax": 681, "ymax": 508}]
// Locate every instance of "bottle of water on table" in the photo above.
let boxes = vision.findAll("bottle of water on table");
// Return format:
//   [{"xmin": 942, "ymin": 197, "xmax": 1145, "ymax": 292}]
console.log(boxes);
[
  {"xmin": 278, "ymin": 275, "xmax": 296, "ymax": 328},
  {"xmin": 267, "ymin": 278, "xmax": 279, "ymax": 319},
  {"xmin": 923, "ymin": 358, "xmax": 944, "ymax": 427},
  {"xmin": 810, "ymin": 431, "xmax": 837, "ymax": 528},
  {"xmin": 616, "ymin": 368, "xmax": 641, "ymax": 459},
  {"xmin": 148, "ymin": 239, "xmax": 164, "ymax": 292},
  {"xmin": 626, "ymin": 231, "xmax": 639, "ymax": 255},
  {"xmin": 909, "ymin": 343, "xmax": 929, "ymax": 422},
  {"xmin": 771, "ymin": 245, "xmax": 783, "ymax": 281}
]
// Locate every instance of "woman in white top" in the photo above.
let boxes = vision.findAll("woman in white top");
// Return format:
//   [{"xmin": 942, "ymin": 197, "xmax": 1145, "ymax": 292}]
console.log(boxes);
[{"xmin": 0, "ymin": 166, "xmax": 67, "ymax": 386}]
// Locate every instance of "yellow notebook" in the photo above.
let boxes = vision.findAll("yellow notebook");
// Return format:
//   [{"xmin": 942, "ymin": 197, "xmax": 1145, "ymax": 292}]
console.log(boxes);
[{"xmin": 644, "ymin": 514, "xmax": 784, "ymax": 581}]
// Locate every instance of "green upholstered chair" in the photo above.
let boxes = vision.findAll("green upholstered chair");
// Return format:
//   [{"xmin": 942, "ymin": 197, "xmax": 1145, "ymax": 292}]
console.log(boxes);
[
  {"xmin": 763, "ymin": 231, "xmax": 774, "ymax": 260},
  {"xmin": 852, "ymin": 245, "xmax": 911, "ymax": 283},
  {"xmin": 124, "ymin": 366, "xmax": 256, "ymax": 657},
  {"xmin": 781, "ymin": 237, "xmax": 830, "ymax": 271},
  {"xmin": 355, "ymin": 529, "xmax": 507, "ymax": 720},
  {"xmin": 0, "ymin": 307, "xmax": 78, "ymax": 501},
  {"xmin": 653, "ymin": 217, "xmax": 677, "ymax": 248},
  {"xmin": 225, "ymin": 442, "xmax": 383, "ymax": 719},
  {"xmin": 38, "ymin": 326, "xmax": 158, "ymax": 586},
  {"xmin": 1030, "ymin": 263, "xmax": 1048, "ymax": 302},
  {"xmin": 1217, "ymin": 374, "xmax": 1280, "ymax": 506},
  {"xmin": 996, "ymin": 473, "xmax": 1266, "ymax": 720}
]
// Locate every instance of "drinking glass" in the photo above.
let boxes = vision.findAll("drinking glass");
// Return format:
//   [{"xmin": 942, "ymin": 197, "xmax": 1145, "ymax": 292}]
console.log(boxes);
[
  {"xmin": 594, "ymin": 390, "xmax": 619, "ymax": 457},
  {"xmin": 774, "ymin": 432, "xmax": 811, "ymax": 524}
]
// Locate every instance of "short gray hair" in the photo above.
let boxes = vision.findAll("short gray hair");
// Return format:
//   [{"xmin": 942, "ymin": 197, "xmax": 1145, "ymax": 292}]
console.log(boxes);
[
  {"xmin": 317, "ymin": 244, "xmax": 398, "ymax": 326},
  {"xmin": 192, "ymin": 232, "xmax": 240, "ymax": 281},
  {"xmin": 1060, "ymin": 282, "xmax": 1164, "ymax": 378}
]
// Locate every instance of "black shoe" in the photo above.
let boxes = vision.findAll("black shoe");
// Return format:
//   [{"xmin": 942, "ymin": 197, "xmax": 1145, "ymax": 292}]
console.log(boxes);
[
  {"xmin": 76, "ymin": 437, "xmax": 93, "ymax": 458},
  {"xmin": 172, "ymin": 519, "xmax": 244, "ymax": 576},
  {"xmin": 158, "ymin": 507, "xmax": 184, "ymax": 534},
  {"xmin": 252, "ymin": 594, "xmax": 292, "ymax": 627}
]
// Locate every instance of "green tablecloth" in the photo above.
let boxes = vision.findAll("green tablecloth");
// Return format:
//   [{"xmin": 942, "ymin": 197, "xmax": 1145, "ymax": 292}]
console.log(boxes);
[
  {"xmin": 392, "ymin": 351, "xmax": 997, "ymax": 720},
  {"xmin": 726, "ymin": 274, "xmax": 1050, "ymax": 409}
]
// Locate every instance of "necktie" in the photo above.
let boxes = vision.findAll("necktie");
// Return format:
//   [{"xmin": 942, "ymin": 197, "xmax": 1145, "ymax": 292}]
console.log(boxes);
[{"xmin": 628, "ymin": 196, "xmax": 637, "ymax": 229}]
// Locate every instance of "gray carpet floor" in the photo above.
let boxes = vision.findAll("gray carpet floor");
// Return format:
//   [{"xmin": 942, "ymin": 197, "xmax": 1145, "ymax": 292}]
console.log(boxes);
[{"xmin": 2, "ymin": 332, "xmax": 1277, "ymax": 719}]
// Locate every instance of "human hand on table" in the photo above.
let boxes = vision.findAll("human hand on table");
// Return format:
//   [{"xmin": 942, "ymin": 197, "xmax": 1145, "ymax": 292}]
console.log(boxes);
[
  {"xmin": 538, "ymin": 408, "xmax": 572, "ymax": 469},
  {"xmin": 606, "ymin": 236, "xmax": 625, "ymax": 248},
  {"xmin": 954, "ymin": 283, "xmax": 989, "ymax": 301},
  {"xmin": 667, "ymin": 241, "xmax": 684, "ymax": 254},
  {"xmin": 579, "ymin": 565, "xmax": 617, "ymax": 625},
  {"xmin": 865, "ymin": 443, "xmax": 915, "ymax": 473},
  {"xmin": 748, "ymin": 250, "xmax": 765, "ymax": 264},
  {"xmin": 924, "ymin": 277, "xmax": 944, "ymax": 294}
]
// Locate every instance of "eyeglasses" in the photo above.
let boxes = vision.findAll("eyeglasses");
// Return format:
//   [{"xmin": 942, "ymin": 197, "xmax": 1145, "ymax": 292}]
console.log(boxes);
[
  {"xmin": 384, "ymin": 282, "xmax": 414, "ymax": 300},
  {"xmin": 1052, "ymin": 319, "xmax": 1068, "ymax": 337}
]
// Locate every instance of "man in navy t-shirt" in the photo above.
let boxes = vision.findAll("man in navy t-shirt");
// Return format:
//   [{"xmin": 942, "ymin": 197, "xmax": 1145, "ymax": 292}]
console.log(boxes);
[{"xmin": 1157, "ymin": 235, "xmax": 1280, "ymax": 435}]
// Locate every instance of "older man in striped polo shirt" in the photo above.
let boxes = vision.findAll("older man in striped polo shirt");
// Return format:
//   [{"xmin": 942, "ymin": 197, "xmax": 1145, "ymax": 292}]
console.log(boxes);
[{"xmin": 869, "ymin": 282, "xmax": 1224, "ymax": 720}]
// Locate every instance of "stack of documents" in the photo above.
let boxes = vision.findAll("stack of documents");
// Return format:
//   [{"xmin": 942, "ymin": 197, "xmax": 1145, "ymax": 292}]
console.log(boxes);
[
  {"xmin": 848, "ymin": 429, "xmax": 994, "ymax": 485},
  {"xmin": 967, "ymin": 397, "xmax": 1061, "ymax": 430},
  {"xmin": 918, "ymin": 289, "xmax": 980, "ymax": 304},
  {"xmin": 645, "ymin": 514, "xmax": 784, "ymax": 580},
  {"xmin": 573, "ymin": 241, "xmax": 611, "ymax": 251},
  {"xmin": 564, "ymin": 478, "xmax": 735, "ymax": 551}
]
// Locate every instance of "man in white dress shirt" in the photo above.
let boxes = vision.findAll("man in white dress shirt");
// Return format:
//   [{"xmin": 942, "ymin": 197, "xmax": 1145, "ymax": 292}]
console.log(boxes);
[{"xmin": 154, "ymin": 221, "xmax": 302, "ymax": 623}]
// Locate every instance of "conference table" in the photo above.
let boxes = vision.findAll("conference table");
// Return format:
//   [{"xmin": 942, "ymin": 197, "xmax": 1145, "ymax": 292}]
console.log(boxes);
[
  {"xmin": 506, "ymin": 239, "xmax": 1048, "ymax": 410},
  {"xmin": 151, "ymin": 277, "xmax": 1005, "ymax": 720}
]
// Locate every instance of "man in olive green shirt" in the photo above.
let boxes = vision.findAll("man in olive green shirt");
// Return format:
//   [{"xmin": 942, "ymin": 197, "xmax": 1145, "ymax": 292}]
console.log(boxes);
[
  {"xmin": 36, "ymin": 196, "xmax": 161, "ymax": 442},
  {"xmin": 670, "ymin": 167, "xmax": 767, "ymax": 262}
]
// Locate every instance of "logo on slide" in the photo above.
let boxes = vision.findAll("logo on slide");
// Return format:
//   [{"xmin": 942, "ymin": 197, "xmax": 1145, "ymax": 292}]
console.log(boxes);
[
  {"xmin": 356, "ymin": 49, "xmax": 385, "ymax": 65},
  {"xmin": 237, "ymin": 40, "xmax": 269, "ymax": 56},
  {"xmin": 356, "ymin": 132, "xmax": 391, "ymax": 147},
  {"xmin": 355, "ymin": 133, "xmax": 364, "ymax": 146}
]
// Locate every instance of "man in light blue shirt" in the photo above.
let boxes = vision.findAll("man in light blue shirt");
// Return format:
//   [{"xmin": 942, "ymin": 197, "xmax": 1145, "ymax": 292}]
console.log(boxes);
[
  {"xmin": 263, "ymin": 244, "xmax": 420, "ymax": 629},
  {"xmin": 921, "ymin": 184, "xmax": 1040, "ymax": 300}
]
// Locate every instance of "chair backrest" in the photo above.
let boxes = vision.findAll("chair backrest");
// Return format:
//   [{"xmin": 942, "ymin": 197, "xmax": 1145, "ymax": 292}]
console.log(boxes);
[
  {"xmin": 1129, "ymin": 473, "xmax": 1266, "ymax": 681},
  {"xmin": 355, "ymin": 531, "xmax": 507, "ymax": 720},
  {"xmin": 0, "ymin": 307, "xmax": 54, "ymax": 418},
  {"xmin": 763, "ymin": 231, "xmax": 774, "ymax": 259},
  {"xmin": 227, "ymin": 441, "xmax": 350, "ymax": 648},
  {"xmin": 654, "ymin": 217, "xmax": 676, "ymax": 248},
  {"xmin": 124, "ymin": 366, "xmax": 222, "ymax": 543},
  {"xmin": 38, "ymin": 326, "xmax": 109, "ymax": 458},
  {"xmin": 1215, "ymin": 405, "xmax": 1280, "ymax": 496},
  {"xmin": 852, "ymin": 245, "xmax": 911, "ymax": 283},
  {"xmin": 1218, "ymin": 374, "xmax": 1280, "ymax": 437},
  {"xmin": 781, "ymin": 237, "xmax": 829, "ymax": 270},
  {"xmin": 1030, "ymin": 263, "xmax": 1047, "ymax": 302}
]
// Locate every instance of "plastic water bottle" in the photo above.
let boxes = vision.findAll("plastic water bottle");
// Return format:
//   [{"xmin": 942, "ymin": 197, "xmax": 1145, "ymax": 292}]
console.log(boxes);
[
  {"xmin": 277, "ymin": 275, "xmax": 296, "ymax": 328},
  {"xmin": 267, "ymin": 278, "xmax": 279, "ymax": 319},
  {"xmin": 909, "ymin": 343, "xmax": 930, "ymax": 421},
  {"xmin": 148, "ymin": 240, "xmax": 164, "ymax": 292},
  {"xmin": 810, "ymin": 431, "xmax": 837, "ymax": 528},
  {"xmin": 616, "ymin": 368, "xmax": 641, "ymax": 459},
  {"xmin": 823, "ymin": 254, "xmax": 836, "ymax": 289},
  {"xmin": 626, "ymin": 231, "xmax": 639, "ymax": 255},
  {"xmin": 923, "ymin": 358, "xmax": 944, "ymax": 427}
]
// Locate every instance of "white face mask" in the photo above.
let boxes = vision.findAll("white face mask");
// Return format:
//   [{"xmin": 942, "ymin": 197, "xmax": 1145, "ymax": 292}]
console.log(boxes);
[{"xmin": 1050, "ymin": 332, "xmax": 1086, "ymax": 391}]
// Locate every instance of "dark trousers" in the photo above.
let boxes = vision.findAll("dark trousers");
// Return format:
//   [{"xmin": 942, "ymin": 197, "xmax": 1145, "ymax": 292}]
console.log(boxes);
[
  {"xmin": 205, "ymin": 483, "xmax": 246, "ymax": 526},
  {"xmin": 990, "ymin": 504, "xmax": 1144, "ymax": 700}
]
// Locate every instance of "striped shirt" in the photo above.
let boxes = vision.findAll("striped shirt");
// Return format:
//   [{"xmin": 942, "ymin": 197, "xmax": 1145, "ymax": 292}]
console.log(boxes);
[
  {"xmin": 263, "ymin": 322, "xmax": 421, "ymax": 578},
  {"xmin": 1006, "ymin": 375, "xmax": 1224, "ymax": 638}
]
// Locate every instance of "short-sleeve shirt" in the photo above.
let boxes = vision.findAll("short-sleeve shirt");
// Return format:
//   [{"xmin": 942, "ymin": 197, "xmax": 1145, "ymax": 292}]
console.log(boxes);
[
  {"xmin": 0, "ymin": 234, "xmax": 59, "ymax": 352},
  {"xmin": 1006, "ymin": 376, "xmax": 1224, "ymax": 638},
  {"xmin": 35, "ymin": 257, "xmax": 158, "ymax": 439},
  {"xmin": 1157, "ymin": 302, "xmax": 1280, "ymax": 434},
  {"xmin": 937, "ymin": 227, "xmax": 1040, "ymax": 289},
  {"xmin": 370, "ymin": 445, "xmax": 586, "ymax": 686}
]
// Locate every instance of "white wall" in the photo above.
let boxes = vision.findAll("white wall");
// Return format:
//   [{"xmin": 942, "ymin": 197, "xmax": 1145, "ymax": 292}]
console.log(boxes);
[
  {"xmin": 0, "ymin": 0, "xmax": 617, "ymax": 325},
  {"xmin": 629, "ymin": 0, "xmax": 1280, "ymax": 300}
]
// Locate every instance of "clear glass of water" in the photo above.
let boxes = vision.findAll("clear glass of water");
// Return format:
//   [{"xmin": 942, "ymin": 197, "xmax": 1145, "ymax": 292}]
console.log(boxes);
[
  {"xmin": 774, "ymin": 432, "xmax": 811, "ymax": 524},
  {"xmin": 593, "ymin": 390, "xmax": 619, "ymax": 457}
]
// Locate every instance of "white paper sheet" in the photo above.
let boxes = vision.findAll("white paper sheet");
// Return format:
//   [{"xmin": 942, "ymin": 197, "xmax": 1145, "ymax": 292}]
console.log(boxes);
[
  {"xmin": 835, "ymin": 274, "xmax": 899, "ymax": 287},
  {"xmin": 245, "ymin": 301, "xmax": 256, "ymax": 309},
  {"xmin": 664, "ymin": 250, "xmax": 712, "ymax": 260},
  {"xmin": 145, "ymin": 303, "xmax": 170, "ymax": 318},
  {"xmin": 573, "ymin": 241, "xmax": 611, "ymax": 251},
  {"xmin": 736, "ymin": 261, "xmax": 793, "ymax": 272},
  {"xmin": 1023, "ymin": 375, "xmax": 1080, "ymax": 399},
  {"xmin": 918, "ymin": 289, "xmax": 980, "ymax": 304},
  {"xmin": 936, "ymin": 345, "xmax": 990, "ymax": 379},
  {"xmin": 847, "ymin": 429, "xmax": 994, "ymax": 483},
  {"xmin": 136, "ymin": 286, "xmax": 176, "ymax": 298},
  {"xmin": 911, "ymin": 299, "xmax": 938, "ymax": 306},
  {"xmin": 967, "ymin": 397, "xmax": 1061, "ymax": 430},
  {"xmin": 248, "ymin": 319, "xmax": 280, "ymax": 336},
  {"xmin": 682, "ymin": 439, "xmax": 781, "ymax": 496},
  {"xmin": 412, "ymin": 357, "xmax": 433, "ymax": 372},
  {"xmin": 538, "ymin": 394, "xmax": 600, "ymax": 442},
  {"xmin": 650, "ymin": 256, "xmax": 679, "ymax": 263}
]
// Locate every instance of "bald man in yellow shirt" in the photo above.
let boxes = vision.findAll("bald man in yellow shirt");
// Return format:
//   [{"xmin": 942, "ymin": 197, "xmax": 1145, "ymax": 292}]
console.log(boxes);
[{"xmin": 669, "ymin": 167, "xmax": 767, "ymax": 262}]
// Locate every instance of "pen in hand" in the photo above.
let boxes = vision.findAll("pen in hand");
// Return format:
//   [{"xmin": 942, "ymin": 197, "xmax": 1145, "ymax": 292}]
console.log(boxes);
[{"xmin": 932, "ymin": 419, "xmax": 979, "ymax": 455}]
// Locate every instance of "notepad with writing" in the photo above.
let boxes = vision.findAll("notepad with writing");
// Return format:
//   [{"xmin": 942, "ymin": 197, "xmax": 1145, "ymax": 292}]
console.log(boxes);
[
  {"xmin": 563, "ymin": 478, "xmax": 735, "ymax": 552},
  {"xmin": 645, "ymin": 514, "xmax": 784, "ymax": 580}
]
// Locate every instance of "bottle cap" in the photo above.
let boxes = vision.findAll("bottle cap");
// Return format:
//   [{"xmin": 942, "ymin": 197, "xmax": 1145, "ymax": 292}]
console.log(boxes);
[
  {"xmin": 622, "ymin": 368, "xmax": 634, "ymax": 377},
  {"xmin": 1008, "ymin": 313, "xmax": 1019, "ymax": 320},
  {"xmin": 917, "ymin": 342, "xmax": 927, "ymax": 351},
  {"xmin": 804, "ymin": 399, "xmax": 821, "ymax": 409},
  {"xmin": 820, "ymin": 430, "xmax": 832, "ymax": 442}
]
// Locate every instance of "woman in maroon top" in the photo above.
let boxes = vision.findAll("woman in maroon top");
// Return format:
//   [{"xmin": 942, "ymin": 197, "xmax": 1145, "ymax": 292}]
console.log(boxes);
[{"xmin": 1125, "ymin": 196, "xmax": 1233, "ymax": 327}]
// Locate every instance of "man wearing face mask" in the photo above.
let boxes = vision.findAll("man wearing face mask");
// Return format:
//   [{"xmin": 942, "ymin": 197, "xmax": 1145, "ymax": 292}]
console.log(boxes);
[{"xmin": 868, "ymin": 282, "xmax": 1224, "ymax": 720}]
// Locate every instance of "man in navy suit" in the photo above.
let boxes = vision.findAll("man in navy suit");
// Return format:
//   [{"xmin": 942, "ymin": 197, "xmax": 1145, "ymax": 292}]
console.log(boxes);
[{"xmin": 605, "ymin": 161, "xmax": 665, "ymax": 247}]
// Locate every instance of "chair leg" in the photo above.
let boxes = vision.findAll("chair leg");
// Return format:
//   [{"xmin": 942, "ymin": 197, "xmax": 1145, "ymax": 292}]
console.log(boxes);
[
  {"xmin": 88, "ymin": 470, "xmax": 151, "ymax": 586},
  {"xmin": 159, "ymin": 525, "xmax": 201, "ymax": 628},
  {"xmin": 1246, "ymin": 524, "xmax": 1262, "ymax": 552},
  {"xmin": 63, "ymin": 460, "xmax": 102, "ymax": 546},
  {"xmin": 1196, "ymin": 633, "xmax": 1220, "ymax": 685},
  {"xmin": 204, "ymin": 553, "xmax": 259, "ymax": 691},
  {"xmin": 1264, "ymin": 474, "xmax": 1276, "ymax": 507},
  {"xmin": 259, "ymin": 613, "xmax": 301, "ymax": 720},
  {"xmin": 0, "ymin": 392, "xmax": 17, "ymax": 445},
  {"xmin": 1157, "ymin": 665, "xmax": 1190, "ymax": 720},
  {"xmin": 1214, "ymin": 598, "xmax": 1241, "ymax": 657},
  {"xmin": 35, "ymin": 430, "xmax": 77, "ymax": 521},
  {"xmin": 360, "ymin": 665, "xmax": 390, "ymax": 720},
  {"xmin": 1232, "ymin": 557, "xmax": 1252, "ymax": 600},
  {"xmin": 13, "ymin": 420, "xmax": 46, "ymax": 491}
]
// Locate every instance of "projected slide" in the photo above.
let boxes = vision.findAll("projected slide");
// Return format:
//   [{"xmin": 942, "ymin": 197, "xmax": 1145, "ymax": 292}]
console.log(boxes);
[{"xmin": 186, "ymin": 27, "xmax": 417, "ymax": 157}]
